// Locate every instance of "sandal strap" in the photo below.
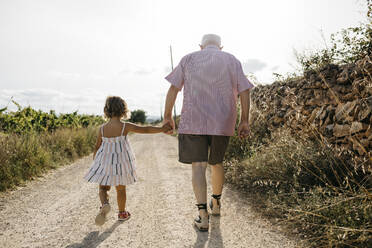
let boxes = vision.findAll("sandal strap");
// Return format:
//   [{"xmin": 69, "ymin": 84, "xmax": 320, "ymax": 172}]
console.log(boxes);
[
  {"xmin": 196, "ymin": 203, "xmax": 207, "ymax": 210},
  {"xmin": 211, "ymin": 194, "xmax": 221, "ymax": 208},
  {"xmin": 118, "ymin": 211, "xmax": 130, "ymax": 217},
  {"xmin": 211, "ymin": 194, "xmax": 221, "ymax": 200}
]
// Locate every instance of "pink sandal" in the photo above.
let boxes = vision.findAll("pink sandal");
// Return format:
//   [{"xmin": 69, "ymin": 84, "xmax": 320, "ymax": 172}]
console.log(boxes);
[{"xmin": 118, "ymin": 211, "xmax": 131, "ymax": 221}]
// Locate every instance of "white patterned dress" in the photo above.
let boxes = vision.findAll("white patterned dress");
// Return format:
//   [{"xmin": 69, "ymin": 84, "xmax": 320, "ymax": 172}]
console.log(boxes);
[{"xmin": 84, "ymin": 123, "xmax": 137, "ymax": 186}]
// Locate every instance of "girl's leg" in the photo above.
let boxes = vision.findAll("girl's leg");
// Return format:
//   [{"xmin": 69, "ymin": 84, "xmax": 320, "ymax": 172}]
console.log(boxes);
[
  {"xmin": 99, "ymin": 185, "xmax": 111, "ymax": 205},
  {"xmin": 96, "ymin": 185, "xmax": 111, "ymax": 226},
  {"xmin": 115, "ymin": 185, "xmax": 126, "ymax": 212}
]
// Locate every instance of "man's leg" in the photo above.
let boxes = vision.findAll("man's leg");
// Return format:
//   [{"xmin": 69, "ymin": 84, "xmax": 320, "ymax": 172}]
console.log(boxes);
[
  {"xmin": 211, "ymin": 163, "xmax": 224, "ymax": 206},
  {"xmin": 208, "ymin": 135, "xmax": 230, "ymax": 214},
  {"xmin": 192, "ymin": 162, "xmax": 208, "ymax": 218},
  {"xmin": 179, "ymin": 134, "xmax": 209, "ymax": 230}
]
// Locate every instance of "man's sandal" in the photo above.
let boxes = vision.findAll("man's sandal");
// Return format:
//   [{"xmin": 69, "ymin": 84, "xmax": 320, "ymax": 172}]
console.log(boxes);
[
  {"xmin": 209, "ymin": 194, "xmax": 221, "ymax": 216},
  {"xmin": 194, "ymin": 203, "xmax": 209, "ymax": 232}
]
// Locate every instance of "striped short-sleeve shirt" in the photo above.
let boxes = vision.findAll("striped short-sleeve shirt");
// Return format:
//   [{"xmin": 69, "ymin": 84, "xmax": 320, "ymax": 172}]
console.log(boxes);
[{"xmin": 165, "ymin": 45, "xmax": 254, "ymax": 136}]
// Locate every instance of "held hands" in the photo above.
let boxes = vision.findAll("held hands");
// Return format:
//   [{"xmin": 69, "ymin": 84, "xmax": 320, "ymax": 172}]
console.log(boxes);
[
  {"xmin": 161, "ymin": 122, "xmax": 173, "ymax": 133},
  {"xmin": 237, "ymin": 121, "xmax": 250, "ymax": 139},
  {"xmin": 162, "ymin": 117, "xmax": 175, "ymax": 135}
]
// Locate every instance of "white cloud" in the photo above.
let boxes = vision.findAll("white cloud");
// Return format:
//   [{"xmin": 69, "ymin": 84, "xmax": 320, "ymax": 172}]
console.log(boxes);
[
  {"xmin": 46, "ymin": 71, "xmax": 81, "ymax": 81},
  {"xmin": 0, "ymin": 87, "xmax": 176, "ymax": 117},
  {"xmin": 271, "ymin": 65, "xmax": 280, "ymax": 71},
  {"xmin": 242, "ymin": 59, "xmax": 268, "ymax": 73},
  {"xmin": 133, "ymin": 67, "xmax": 156, "ymax": 75},
  {"xmin": 118, "ymin": 66, "xmax": 158, "ymax": 76},
  {"xmin": 164, "ymin": 66, "xmax": 172, "ymax": 73},
  {"xmin": 0, "ymin": 88, "xmax": 106, "ymax": 115}
]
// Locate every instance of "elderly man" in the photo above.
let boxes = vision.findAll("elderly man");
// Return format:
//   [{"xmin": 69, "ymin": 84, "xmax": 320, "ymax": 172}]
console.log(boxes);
[{"xmin": 163, "ymin": 34, "xmax": 254, "ymax": 231}]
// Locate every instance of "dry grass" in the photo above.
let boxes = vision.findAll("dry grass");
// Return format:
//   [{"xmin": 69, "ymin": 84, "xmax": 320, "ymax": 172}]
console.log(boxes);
[
  {"xmin": 224, "ymin": 108, "xmax": 371, "ymax": 247},
  {"xmin": 0, "ymin": 127, "xmax": 97, "ymax": 191}
]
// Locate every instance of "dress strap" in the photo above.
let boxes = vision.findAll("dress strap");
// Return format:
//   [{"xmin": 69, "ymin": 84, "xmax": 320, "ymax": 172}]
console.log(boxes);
[
  {"xmin": 120, "ymin": 122, "xmax": 126, "ymax": 136},
  {"xmin": 101, "ymin": 124, "xmax": 105, "ymax": 137}
]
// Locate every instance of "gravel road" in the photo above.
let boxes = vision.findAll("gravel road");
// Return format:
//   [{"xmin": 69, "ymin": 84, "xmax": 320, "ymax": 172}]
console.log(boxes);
[{"xmin": 0, "ymin": 134, "xmax": 300, "ymax": 248}]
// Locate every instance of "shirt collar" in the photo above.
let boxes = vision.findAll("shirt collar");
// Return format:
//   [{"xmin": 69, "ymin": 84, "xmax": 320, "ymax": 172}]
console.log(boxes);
[{"xmin": 204, "ymin": 45, "xmax": 220, "ymax": 50}]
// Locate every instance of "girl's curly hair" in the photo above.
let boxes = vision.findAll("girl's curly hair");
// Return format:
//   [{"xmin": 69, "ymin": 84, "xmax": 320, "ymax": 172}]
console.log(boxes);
[{"xmin": 104, "ymin": 96, "xmax": 129, "ymax": 119}]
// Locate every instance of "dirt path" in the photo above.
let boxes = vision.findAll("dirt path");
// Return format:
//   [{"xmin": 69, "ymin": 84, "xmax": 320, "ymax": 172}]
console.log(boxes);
[{"xmin": 0, "ymin": 134, "xmax": 299, "ymax": 248}]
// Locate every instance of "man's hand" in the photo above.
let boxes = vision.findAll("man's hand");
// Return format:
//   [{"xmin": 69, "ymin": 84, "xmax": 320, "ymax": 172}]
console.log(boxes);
[
  {"xmin": 161, "ymin": 121, "xmax": 173, "ymax": 133},
  {"xmin": 163, "ymin": 85, "xmax": 179, "ymax": 135},
  {"xmin": 163, "ymin": 116, "xmax": 175, "ymax": 135},
  {"xmin": 237, "ymin": 121, "xmax": 250, "ymax": 139}
]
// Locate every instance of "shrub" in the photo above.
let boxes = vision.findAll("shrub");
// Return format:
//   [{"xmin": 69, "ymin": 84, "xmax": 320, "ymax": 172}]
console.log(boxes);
[
  {"xmin": 0, "ymin": 127, "xmax": 98, "ymax": 191},
  {"xmin": 0, "ymin": 102, "xmax": 104, "ymax": 134},
  {"xmin": 129, "ymin": 109, "xmax": 147, "ymax": 124}
]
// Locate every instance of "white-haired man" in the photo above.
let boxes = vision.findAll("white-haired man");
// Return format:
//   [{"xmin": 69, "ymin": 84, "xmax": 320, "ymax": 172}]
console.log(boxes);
[{"xmin": 163, "ymin": 34, "xmax": 254, "ymax": 231}]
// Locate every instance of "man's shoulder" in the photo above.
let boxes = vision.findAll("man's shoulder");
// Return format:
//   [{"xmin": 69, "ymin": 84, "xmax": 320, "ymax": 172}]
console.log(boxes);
[
  {"xmin": 185, "ymin": 50, "xmax": 237, "ymax": 58},
  {"xmin": 219, "ymin": 50, "xmax": 239, "ymax": 60},
  {"xmin": 181, "ymin": 50, "xmax": 240, "ymax": 65},
  {"xmin": 183, "ymin": 50, "xmax": 201, "ymax": 58},
  {"xmin": 178, "ymin": 52, "xmax": 197, "ymax": 64}
]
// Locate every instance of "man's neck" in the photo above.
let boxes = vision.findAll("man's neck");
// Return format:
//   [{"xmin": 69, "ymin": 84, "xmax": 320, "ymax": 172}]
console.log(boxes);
[{"xmin": 205, "ymin": 44, "xmax": 219, "ymax": 49}]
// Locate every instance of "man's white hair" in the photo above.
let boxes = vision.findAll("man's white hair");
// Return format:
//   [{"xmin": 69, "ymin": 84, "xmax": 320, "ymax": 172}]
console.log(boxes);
[{"xmin": 201, "ymin": 34, "xmax": 221, "ymax": 47}]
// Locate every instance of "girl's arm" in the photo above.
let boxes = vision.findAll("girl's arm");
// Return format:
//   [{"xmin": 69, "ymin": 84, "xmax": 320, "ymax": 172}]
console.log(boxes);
[
  {"xmin": 93, "ymin": 128, "xmax": 102, "ymax": 159},
  {"xmin": 125, "ymin": 122, "xmax": 172, "ymax": 135}
]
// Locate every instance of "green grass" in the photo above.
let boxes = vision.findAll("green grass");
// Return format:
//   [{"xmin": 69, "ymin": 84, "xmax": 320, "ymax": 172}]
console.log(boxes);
[{"xmin": 0, "ymin": 127, "xmax": 98, "ymax": 191}]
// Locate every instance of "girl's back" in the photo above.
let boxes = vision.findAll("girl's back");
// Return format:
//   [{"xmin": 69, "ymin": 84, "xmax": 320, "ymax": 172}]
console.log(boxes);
[
  {"xmin": 101, "ymin": 122, "xmax": 127, "ymax": 138},
  {"xmin": 86, "ymin": 121, "xmax": 137, "ymax": 186}
]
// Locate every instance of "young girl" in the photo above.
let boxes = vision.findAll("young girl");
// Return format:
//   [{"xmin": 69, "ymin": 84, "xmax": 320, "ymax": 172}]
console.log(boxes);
[{"xmin": 84, "ymin": 96, "xmax": 171, "ymax": 225}]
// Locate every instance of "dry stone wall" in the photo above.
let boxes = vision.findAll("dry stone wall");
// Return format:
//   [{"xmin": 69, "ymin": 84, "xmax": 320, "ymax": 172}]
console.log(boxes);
[{"xmin": 250, "ymin": 55, "xmax": 372, "ymax": 170}]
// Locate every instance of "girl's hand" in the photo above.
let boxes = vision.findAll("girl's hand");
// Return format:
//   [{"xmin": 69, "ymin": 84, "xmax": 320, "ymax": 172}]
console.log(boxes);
[
  {"xmin": 163, "ymin": 117, "xmax": 175, "ymax": 135},
  {"xmin": 161, "ymin": 122, "xmax": 173, "ymax": 133}
]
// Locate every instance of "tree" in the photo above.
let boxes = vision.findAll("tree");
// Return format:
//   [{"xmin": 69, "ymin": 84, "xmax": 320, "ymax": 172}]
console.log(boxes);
[{"xmin": 129, "ymin": 109, "xmax": 147, "ymax": 124}]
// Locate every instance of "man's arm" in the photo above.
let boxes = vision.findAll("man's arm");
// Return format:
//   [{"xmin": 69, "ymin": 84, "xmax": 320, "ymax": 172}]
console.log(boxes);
[
  {"xmin": 163, "ymin": 85, "xmax": 180, "ymax": 134},
  {"xmin": 237, "ymin": 89, "xmax": 251, "ymax": 138}
]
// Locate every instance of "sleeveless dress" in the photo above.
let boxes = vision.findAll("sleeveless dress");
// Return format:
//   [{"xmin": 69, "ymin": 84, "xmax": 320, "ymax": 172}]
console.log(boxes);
[{"xmin": 84, "ymin": 123, "xmax": 137, "ymax": 186}]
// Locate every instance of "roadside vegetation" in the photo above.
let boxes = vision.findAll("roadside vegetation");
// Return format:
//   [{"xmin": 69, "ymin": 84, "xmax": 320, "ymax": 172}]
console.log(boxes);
[
  {"xmin": 129, "ymin": 109, "xmax": 147, "ymax": 124},
  {"xmin": 224, "ymin": 2, "xmax": 372, "ymax": 247},
  {"xmin": 0, "ymin": 101, "xmax": 104, "ymax": 191}
]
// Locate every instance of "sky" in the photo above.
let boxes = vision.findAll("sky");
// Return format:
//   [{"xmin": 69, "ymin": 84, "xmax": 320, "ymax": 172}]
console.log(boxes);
[{"xmin": 0, "ymin": 0, "xmax": 369, "ymax": 117}]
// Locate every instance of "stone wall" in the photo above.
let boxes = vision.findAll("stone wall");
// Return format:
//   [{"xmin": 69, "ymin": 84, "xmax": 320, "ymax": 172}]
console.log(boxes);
[{"xmin": 250, "ymin": 55, "xmax": 372, "ymax": 170}]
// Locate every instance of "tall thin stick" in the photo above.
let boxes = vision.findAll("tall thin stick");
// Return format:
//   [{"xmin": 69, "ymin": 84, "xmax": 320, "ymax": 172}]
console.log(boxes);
[{"xmin": 160, "ymin": 95, "xmax": 163, "ymax": 121}]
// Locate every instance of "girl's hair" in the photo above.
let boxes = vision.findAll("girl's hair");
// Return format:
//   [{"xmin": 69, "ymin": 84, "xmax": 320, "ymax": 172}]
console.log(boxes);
[{"xmin": 104, "ymin": 96, "xmax": 129, "ymax": 119}]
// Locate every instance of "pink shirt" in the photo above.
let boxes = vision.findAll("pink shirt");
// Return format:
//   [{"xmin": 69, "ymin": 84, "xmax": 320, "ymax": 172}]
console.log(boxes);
[{"xmin": 165, "ymin": 45, "xmax": 254, "ymax": 136}]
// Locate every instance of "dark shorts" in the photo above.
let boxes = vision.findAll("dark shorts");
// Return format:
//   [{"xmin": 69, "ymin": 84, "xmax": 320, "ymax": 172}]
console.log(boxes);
[{"xmin": 178, "ymin": 134, "xmax": 230, "ymax": 165}]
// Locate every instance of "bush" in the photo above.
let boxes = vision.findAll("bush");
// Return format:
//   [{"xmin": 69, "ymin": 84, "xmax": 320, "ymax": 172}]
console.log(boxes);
[
  {"xmin": 0, "ymin": 102, "xmax": 104, "ymax": 134},
  {"xmin": 129, "ymin": 109, "xmax": 147, "ymax": 124},
  {"xmin": 0, "ymin": 127, "xmax": 98, "ymax": 191}
]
